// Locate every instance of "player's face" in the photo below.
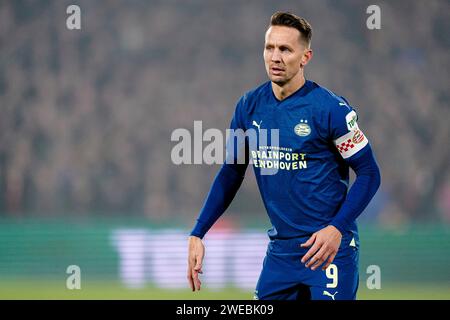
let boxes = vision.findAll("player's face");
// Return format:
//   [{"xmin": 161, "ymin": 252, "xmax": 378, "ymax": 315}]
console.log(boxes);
[{"xmin": 264, "ymin": 26, "xmax": 309, "ymax": 86}]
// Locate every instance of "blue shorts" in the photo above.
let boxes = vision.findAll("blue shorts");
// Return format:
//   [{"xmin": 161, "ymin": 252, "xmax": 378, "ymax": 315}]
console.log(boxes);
[{"xmin": 254, "ymin": 234, "xmax": 359, "ymax": 300}]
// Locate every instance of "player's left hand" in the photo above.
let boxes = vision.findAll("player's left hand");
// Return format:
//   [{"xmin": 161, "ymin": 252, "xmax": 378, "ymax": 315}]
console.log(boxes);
[{"xmin": 300, "ymin": 225, "xmax": 342, "ymax": 271}]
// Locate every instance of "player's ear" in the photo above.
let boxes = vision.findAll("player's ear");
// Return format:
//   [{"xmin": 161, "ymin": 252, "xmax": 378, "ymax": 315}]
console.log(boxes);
[{"xmin": 301, "ymin": 48, "xmax": 313, "ymax": 67}]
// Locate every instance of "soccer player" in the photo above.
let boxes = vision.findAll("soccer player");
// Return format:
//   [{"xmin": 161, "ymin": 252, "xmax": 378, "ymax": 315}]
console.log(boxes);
[{"xmin": 187, "ymin": 11, "xmax": 381, "ymax": 300}]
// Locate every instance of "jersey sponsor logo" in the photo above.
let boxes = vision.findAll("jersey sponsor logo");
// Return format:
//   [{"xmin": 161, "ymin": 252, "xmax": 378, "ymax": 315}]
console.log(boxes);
[
  {"xmin": 334, "ymin": 129, "xmax": 368, "ymax": 159},
  {"xmin": 345, "ymin": 111, "xmax": 358, "ymax": 131},
  {"xmin": 251, "ymin": 148, "xmax": 307, "ymax": 171},
  {"xmin": 294, "ymin": 119, "xmax": 311, "ymax": 137}
]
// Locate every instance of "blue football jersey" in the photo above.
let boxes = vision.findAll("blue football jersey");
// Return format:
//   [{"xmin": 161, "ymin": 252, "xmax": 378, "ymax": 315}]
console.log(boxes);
[{"xmin": 229, "ymin": 80, "xmax": 370, "ymax": 240}]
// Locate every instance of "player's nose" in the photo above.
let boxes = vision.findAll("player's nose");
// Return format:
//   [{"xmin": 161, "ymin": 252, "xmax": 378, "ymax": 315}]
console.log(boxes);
[{"xmin": 271, "ymin": 49, "xmax": 282, "ymax": 62}]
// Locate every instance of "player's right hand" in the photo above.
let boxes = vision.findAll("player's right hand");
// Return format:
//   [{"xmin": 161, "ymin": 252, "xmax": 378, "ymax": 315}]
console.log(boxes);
[{"xmin": 187, "ymin": 235, "xmax": 205, "ymax": 291}]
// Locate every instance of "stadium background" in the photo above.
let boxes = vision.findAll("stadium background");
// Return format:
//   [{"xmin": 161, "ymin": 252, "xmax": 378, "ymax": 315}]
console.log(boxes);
[{"xmin": 0, "ymin": 0, "xmax": 449, "ymax": 299}]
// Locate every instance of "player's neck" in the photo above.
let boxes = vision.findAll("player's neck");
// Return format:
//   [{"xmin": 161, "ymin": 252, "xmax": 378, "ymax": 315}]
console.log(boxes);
[{"xmin": 271, "ymin": 74, "xmax": 306, "ymax": 101}]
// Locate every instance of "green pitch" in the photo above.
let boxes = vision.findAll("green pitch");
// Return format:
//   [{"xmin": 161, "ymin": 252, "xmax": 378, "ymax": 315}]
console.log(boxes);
[{"xmin": 0, "ymin": 280, "xmax": 449, "ymax": 300}]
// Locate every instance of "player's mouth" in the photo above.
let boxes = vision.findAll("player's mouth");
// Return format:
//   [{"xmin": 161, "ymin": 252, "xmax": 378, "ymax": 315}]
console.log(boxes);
[{"xmin": 270, "ymin": 66, "xmax": 285, "ymax": 75}]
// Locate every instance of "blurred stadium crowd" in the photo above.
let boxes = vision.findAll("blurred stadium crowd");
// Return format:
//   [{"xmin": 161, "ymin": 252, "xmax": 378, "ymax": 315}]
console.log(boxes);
[{"xmin": 0, "ymin": 0, "xmax": 449, "ymax": 225}]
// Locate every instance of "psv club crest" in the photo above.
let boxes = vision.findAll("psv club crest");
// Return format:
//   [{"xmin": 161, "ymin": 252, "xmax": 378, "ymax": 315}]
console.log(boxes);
[{"xmin": 294, "ymin": 120, "xmax": 311, "ymax": 137}]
